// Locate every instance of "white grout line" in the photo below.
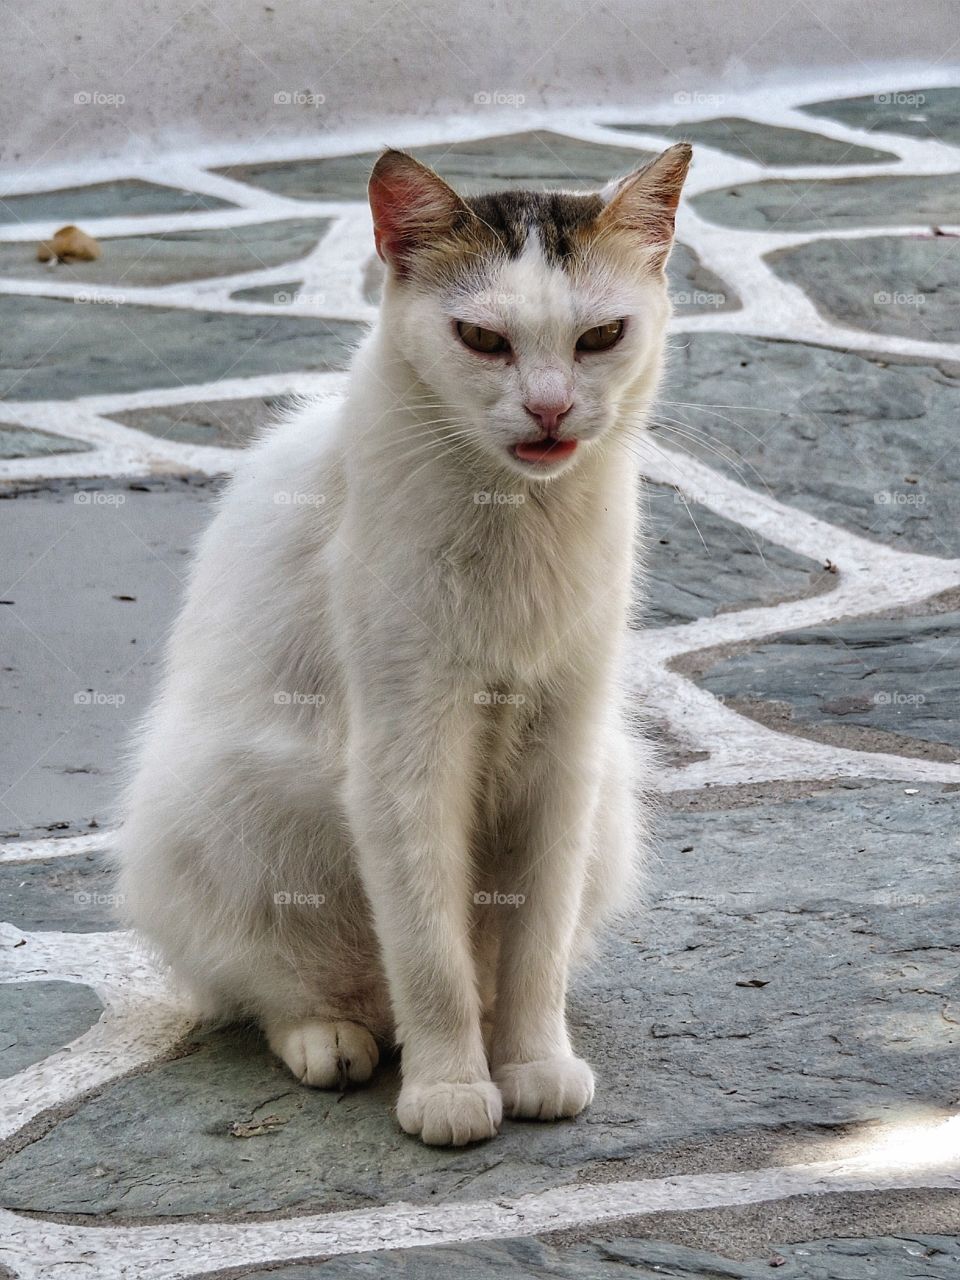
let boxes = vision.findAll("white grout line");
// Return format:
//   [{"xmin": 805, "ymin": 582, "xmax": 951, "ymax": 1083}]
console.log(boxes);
[
  {"xmin": 0, "ymin": 1153, "xmax": 956, "ymax": 1279},
  {"xmin": 0, "ymin": 832, "xmax": 111, "ymax": 863}
]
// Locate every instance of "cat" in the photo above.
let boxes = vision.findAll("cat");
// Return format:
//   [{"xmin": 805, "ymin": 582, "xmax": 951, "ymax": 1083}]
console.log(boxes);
[{"xmin": 117, "ymin": 140, "xmax": 691, "ymax": 1147}]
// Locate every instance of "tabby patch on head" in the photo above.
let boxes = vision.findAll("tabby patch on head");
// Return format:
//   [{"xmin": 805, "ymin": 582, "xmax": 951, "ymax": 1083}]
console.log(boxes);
[{"xmin": 367, "ymin": 143, "xmax": 692, "ymax": 288}]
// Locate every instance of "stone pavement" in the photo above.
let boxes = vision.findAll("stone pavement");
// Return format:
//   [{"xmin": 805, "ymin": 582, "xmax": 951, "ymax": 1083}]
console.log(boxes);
[{"xmin": 1, "ymin": 75, "xmax": 959, "ymax": 1278}]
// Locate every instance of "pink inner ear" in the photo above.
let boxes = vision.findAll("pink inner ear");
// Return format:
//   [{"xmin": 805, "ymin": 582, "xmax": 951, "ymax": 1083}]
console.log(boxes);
[{"xmin": 369, "ymin": 172, "xmax": 434, "ymax": 268}]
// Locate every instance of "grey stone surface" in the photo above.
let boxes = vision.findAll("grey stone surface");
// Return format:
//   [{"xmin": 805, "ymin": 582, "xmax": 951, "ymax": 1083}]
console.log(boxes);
[
  {"xmin": 0, "ymin": 219, "xmax": 330, "ymax": 287},
  {"xmin": 802, "ymin": 87, "xmax": 960, "ymax": 146},
  {"xmin": 767, "ymin": 234, "xmax": 960, "ymax": 343},
  {"xmin": 608, "ymin": 117, "xmax": 896, "ymax": 165},
  {"xmin": 0, "ymin": 479, "xmax": 214, "ymax": 837},
  {"xmin": 0, "ymin": 982, "xmax": 102, "ymax": 1080},
  {"xmin": 107, "ymin": 396, "xmax": 288, "ymax": 448},
  {"xmin": 639, "ymin": 480, "xmax": 830, "ymax": 627},
  {"xmin": 667, "ymin": 242, "xmax": 741, "ymax": 315},
  {"xmin": 0, "ymin": 424, "xmax": 91, "ymax": 459},
  {"xmin": 660, "ymin": 332, "xmax": 960, "ymax": 557},
  {"xmin": 693, "ymin": 613, "xmax": 960, "ymax": 760},
  {"xmin": 692, "ymin": 173, "xmax": 960, "ymax": 232},
  {"xmin": 0, "ymin": 849, "xmax": 117, "ymax": 932},
  {"xmin": 230, "ymin": 1234, "xmax": 960, "ymax": 1278},
  {"xmin": 0, "ymin": 179, "xmax": 234, "ymax": 226},
  {"xmin": 215, "ymin": 133, "xmax": 656, "ymax": 200},
  {"xmin": 3, "ymin": 782, "xmax": 955, "ymax": 1216},
  {"xmin": 0, "ymin": 296, "xmax": 362, "ymax": 400}
]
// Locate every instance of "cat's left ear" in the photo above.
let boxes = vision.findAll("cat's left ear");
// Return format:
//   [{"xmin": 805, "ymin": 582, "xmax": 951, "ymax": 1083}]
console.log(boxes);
[
  {"xmin": 368, "ymin": 149, "xmax": 471, "ymax": 277},
  {"xmin": 598, "ymin": 142, "xmax": 692, "ymax": 270}
]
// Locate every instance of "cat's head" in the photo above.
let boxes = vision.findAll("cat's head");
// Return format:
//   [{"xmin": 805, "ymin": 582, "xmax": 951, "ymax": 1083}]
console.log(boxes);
[{"xmin": 367, "ymin": 142, "xmax": 691, "ymax": 480}]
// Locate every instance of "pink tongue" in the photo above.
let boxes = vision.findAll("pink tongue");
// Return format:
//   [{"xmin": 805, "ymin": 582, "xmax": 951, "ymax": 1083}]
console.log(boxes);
[{"xmin": 515, "ymin": 438, "xmax": 578, "ymax": 463}]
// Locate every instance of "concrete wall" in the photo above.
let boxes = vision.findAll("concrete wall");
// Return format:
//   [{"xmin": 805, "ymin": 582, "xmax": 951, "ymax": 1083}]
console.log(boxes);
[{"xmin": 3, "ymin": 0, "xmax": 957, "ymax": 169}]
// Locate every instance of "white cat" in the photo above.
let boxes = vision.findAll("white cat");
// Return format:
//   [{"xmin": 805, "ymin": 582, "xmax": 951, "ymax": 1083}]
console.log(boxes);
[{"xmin": 117, "ymin": 142, "xmax": 691, "ymax": 1146}]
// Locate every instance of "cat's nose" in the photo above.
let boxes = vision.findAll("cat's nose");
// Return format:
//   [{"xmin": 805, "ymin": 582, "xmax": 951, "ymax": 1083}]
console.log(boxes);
[{"xmin": 523, "ymin": 400, "xmax": 573, "ymax": 435}]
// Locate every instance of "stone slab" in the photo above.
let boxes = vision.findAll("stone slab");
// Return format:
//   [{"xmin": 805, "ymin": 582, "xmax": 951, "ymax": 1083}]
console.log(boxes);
[
  {"xmin": 0, "ymin": 219, "xmax": 330, "ymax": 288},
  {"xmin": 229, "ymin": 1234, "xmax": 960, "ymax": 1279},
  {"xmin": 801, "ymin": 87, "xmax": 960, "ymax": 147},
  {"xmin": 107, "ymin": 396, "xmax": 288, "ymax": 448},
  {"xmin": 0, "ymin": 424, "xmax": 91, "ymax": 459},
  {"xmin": 0, "ymin": 849, "xmax": 118, "ymax": 932},
  {"xmin": 692, "ymin": 613, "xmax": 960, "ymax": 761},
  {"xmin": 215, "ymin": 133, "xmax": 656, "ymax": 201},
  {"xmin": 2, "ymin": 782, "xmax": 955, "ymax": 1216},
  {"xmin": 767, "ymin": 234, "xmax": 960, "ymax": 343},
  {"xmin": 660, "ymin": 332, "xmax": 960, "ymax": 557},
  {"xmin": 0, "ymin": 180, "xmax": 235, "ymax": 226},
  {"xmin": 640, "ymin": 480, "xmax": 829, "ymax": 627},
  {"xmin": 692, "ymin": 174, "xmax": 960, "ymax": 232},
  {"xmin": 0, "ymin": 297, "xmax": 362, "ymax": 400},
  {"xmin": 0, "ymin": 478, "xmax": 215, "ymax": 838},
  {"xmin": 608, "ymin": 118, "xmax": 895, "ymax": 166},
  {"xmin": 0, "ymin": 982, "xmax": 103, "ymax": 1080}
]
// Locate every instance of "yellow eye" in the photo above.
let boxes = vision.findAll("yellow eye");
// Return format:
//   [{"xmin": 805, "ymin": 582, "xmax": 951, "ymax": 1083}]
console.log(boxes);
[
  {"xmin": 576, "ymin": 320, "xmax": 624, "ymax": 352},
  {"xmin": 456, "ymin": 322, "xmax": 510, "ymax": 354}
]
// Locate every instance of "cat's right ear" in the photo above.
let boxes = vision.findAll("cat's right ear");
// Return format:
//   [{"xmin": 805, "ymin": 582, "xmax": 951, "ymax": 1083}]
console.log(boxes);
[{"xmin": 368, "ymin": 150, "xmax": 470, "ymax": 277}]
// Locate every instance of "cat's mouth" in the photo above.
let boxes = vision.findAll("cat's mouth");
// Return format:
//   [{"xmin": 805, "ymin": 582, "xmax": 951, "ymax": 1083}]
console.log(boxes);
[{"xmin": 511, "ymin": 437, "xmax": 578, "ymax": 467}]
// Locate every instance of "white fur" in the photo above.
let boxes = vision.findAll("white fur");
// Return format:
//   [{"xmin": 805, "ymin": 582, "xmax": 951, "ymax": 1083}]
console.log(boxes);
[{"xmin": 117, "ymin": 172, "xmax": 678, "ymax": 1146}]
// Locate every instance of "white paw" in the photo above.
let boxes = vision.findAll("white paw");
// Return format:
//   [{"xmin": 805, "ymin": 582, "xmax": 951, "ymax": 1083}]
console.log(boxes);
[
  {"xmin": 494, "ymin": 1055, "xmax": 595, "ymax": 1120},
  {"xmin": 396, "ymin": 1080, "xmax": 502, "ymax": 1146},
  {"xmin": 267, "ymin": 1018, "xmax": 379, "ymax": 1089}
]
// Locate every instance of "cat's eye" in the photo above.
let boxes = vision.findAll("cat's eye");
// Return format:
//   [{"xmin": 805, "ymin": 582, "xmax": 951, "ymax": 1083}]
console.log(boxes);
[
  {"xmin": 576, "ymin": 320, "xmax": 624, "ymax": 352},
  {"xmin": 456, "ymin": 322, "xmax": 510, "ymax": 355}
]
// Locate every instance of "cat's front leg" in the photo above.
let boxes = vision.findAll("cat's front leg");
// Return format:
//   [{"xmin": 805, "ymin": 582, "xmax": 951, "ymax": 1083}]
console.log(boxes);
[
  {"xmin": 344, "ymin": 671, "xmax": 501, "ymax": 1147},
  {"xmin": 490, "ymin": 692, "xmax": 601, "ymax": 1120}
]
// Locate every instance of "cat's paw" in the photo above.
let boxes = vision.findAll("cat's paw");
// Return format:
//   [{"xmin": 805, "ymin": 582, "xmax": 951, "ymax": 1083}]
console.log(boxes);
[
  {"xmin": 267, "ymin": 1018, "xmax": 379, "ymax": 1089},
  {"xmin": 494, "ymin": 1055, "xmax": 595, "ymax": 1120},
  {"xmin": 397, "ymin": 1080, "xmax": 502, "ymax": 1146}
]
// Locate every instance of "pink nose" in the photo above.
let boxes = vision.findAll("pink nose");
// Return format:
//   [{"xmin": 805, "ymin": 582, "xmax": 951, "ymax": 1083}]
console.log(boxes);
[{"xmin": 523, "ymin": 400, "xmax": 573, "ymax": 435}]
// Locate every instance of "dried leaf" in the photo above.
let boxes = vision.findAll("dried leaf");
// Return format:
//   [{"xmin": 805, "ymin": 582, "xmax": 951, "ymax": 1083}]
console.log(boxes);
[
  {"xmin": 228, "ymin": 1113, "xmax": 288, "ymax": 1139},
  {"xmin": 37, "ymin": 224, "xmax": 101, "ymax": 264}
]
